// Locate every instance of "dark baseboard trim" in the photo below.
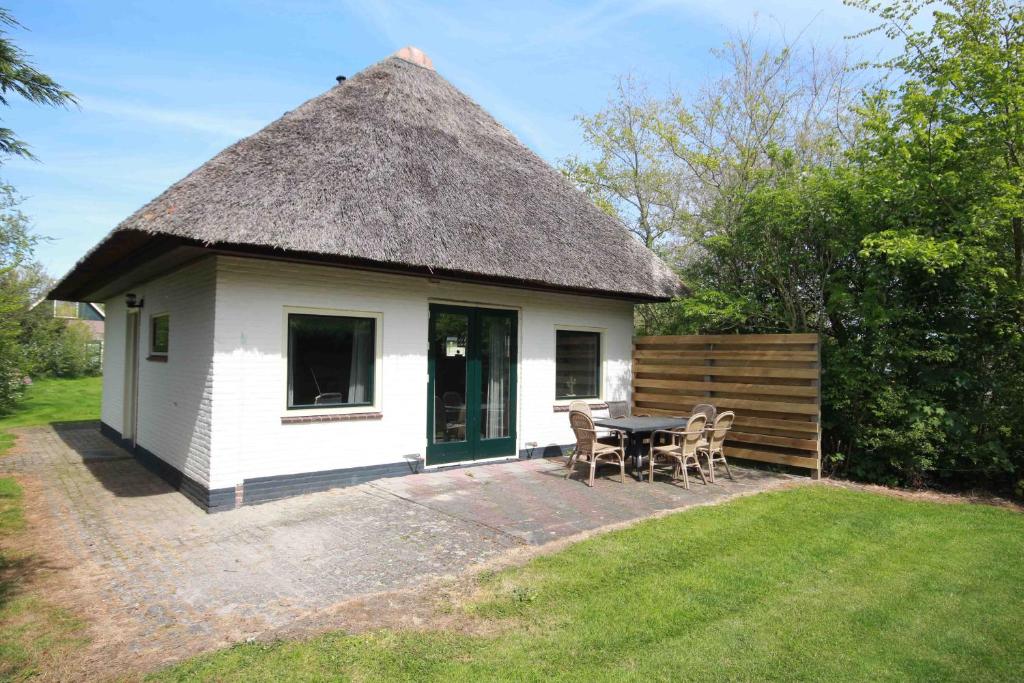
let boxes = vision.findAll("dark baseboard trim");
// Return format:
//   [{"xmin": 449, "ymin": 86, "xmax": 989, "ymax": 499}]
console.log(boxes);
[
  {"xmin": 519, "ymin": 443, "xmax": 573, "ymax": 460},
  {"xmin": 99, "ymin": 421, "xmax": 234, "ymax": 513},
  {"xmin": 98, "ymin": 422, "xmax": 573, "ymax": 512},
  {"xmin": 242, "ymin": 459, "xmax": 418, "ymax": 506}
]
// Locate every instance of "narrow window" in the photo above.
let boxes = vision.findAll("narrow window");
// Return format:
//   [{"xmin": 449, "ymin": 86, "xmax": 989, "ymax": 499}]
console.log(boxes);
[
  {"xmin": 287, "ymin": 313, "xmax": 375, "ymax": 409},
  {"xmin": 555, "ymin": 330, "xmax": 600, "ymax": 399},
  {"xmin": 150, "ymin": 314, "xmax": 170, "ymax": 356}
]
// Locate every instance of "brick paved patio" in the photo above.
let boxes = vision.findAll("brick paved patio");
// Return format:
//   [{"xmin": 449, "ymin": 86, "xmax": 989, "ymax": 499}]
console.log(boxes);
[{"xmin": 1, "ymin": 421, "xmax": 793, "ymax": 669}]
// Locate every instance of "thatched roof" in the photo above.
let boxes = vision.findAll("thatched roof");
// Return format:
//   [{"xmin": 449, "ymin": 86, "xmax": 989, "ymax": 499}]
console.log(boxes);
[{"xmin": 50, "ymin": 48, "xmax": 682, "ymax": 302}]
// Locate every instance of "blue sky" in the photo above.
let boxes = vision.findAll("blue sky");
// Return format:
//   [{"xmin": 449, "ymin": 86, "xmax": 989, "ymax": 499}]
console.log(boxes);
[{"xmin": 5, "ymin": 0, "xmax": 886, "ymax": 278}]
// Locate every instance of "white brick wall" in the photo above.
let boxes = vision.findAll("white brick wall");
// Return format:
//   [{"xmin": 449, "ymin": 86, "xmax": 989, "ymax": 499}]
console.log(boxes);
[
  {"xmin": 100, "ymin": 296, "xmax": 126, "ymax": 432},
  {"xmin": 101, "ymin": 258, "xmax": 217, "ymax": 486},
  {"xmin": 208, "ymin": 256, "xmax": 634, "ymax": 489}
]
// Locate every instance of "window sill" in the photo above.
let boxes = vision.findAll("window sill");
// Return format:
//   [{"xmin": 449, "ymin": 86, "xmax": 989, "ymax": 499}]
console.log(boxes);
[
  {"xmin": 146, "ymin": 355, "xmax": 168, "ymax": 363},
  {"xmin": 553, "ymin": 401, "xmax": 607, "ymax": 412},
  {"xmin": 281, "ymin": 412, "xmax": 383, "ymax": 425}
]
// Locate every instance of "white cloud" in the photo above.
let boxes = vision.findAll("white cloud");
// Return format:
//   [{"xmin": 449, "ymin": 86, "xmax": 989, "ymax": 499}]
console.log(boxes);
[{"xmin": 82, "ymin": 95, "xmax": 265, "ymax": 140}]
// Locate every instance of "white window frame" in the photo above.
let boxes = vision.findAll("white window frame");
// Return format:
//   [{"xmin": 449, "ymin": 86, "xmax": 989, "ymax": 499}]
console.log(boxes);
[
  {"xmin": 281, "ymin": 305, "xmax": 384, "ymax": 417},
  {"xmin": 552, "ymin": 324, "xmax": 606, "ymax": 404}
]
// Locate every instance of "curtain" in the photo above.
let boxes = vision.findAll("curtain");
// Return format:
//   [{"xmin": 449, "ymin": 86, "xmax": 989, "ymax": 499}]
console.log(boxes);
[
  {"xmin": 348, "ymin": 321, "xmax": 372, "ymax": 404},
  {"xmin": 485, "ymin": 318, "xmax": 509, "ymax": 439}
]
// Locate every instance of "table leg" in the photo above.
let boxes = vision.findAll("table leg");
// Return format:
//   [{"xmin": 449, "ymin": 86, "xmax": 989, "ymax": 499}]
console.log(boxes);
[{"xmin": 632, "ymin": 434, "xmax": 644, "ymax": 482}]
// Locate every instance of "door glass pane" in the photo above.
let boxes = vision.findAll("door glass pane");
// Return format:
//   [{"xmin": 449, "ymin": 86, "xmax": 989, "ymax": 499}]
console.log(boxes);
[
  {"xmin": 480, "ymin": 314, "xmax": 512, "ymax": 440},
  {"xmin": 432, "ymin": 312, "xmax": 469, "ymax": 444}
]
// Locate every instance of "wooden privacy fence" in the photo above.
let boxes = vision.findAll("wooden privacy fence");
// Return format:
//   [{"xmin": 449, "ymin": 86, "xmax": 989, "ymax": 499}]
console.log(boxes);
[{"xmin": 632, "ymin": 333, "xmax": 821, "ymax": 476}]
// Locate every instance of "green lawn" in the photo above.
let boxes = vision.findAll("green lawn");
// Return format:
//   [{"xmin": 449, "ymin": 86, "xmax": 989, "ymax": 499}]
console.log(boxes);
[
  {"xmin": 155, "ymin": 486, "xmax": 1024, "ymax": 682},
  {"xmin": 0, "ymin": 376, "xmax": 102, "ymax": 455}
]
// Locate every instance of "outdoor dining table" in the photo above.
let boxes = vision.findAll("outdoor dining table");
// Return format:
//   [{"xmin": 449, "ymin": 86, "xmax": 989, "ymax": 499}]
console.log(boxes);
[{"xmin": 592, "ymin": 415, "xmax": 689, "ymax": 481}]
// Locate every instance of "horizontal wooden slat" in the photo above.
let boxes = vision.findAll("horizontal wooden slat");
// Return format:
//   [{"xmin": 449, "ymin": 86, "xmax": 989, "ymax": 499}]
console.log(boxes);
[
  {"xmin": 634, "ymin": 363, "xmax": 819, "ymax": 379},
  {"xmin": 727, "ymin": 431, "xmax": 819, "ymax": 452},
  {"xmin": 635, "ymin": 349, "xmax": 818, "ymax": 362},
  {"xmin": 726, "ymin": 446, "xmax": 820, "ymax": 469},
  {"xmin": 634, "ymin": 392, "xmax": 819, "ymax": 415},
  {"xmin": 634, "ymin": 333, "xmax": 819, "ymax": 345},
  {"xmin": 633, "ymin": 378, "xmax": 818, "ymax": 398},
  {"xmin": 637, "ymin": 408, "xmax": 820, "ymax": 436},
  {"xmin": 733, "ymin": 415, "xmax": 819, "ymax": 434}
]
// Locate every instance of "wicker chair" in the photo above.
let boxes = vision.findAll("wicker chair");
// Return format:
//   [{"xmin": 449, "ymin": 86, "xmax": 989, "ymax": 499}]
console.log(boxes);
[
  {"xmin": 648, "ymin": 413, "xmax": 708, "ymax": 488},
  {"xmin": 691, "ymin": 403, "xmax": 716, "ymax": 423},
  {"xmin": 698, "ymin": 411, "xmax": 735, "ymax": 483},
  {"xmin": 606, "ymin": 401, "xmax": 629, "ymax": 418},
  {"xmin": 690, "ymin": 403, "xmax": 717, "ymax": 450},
  {"xmin": 568, "ymin": 400, "xmax": 592, "ymax": 416},
  {"xmin": 567, "ymin": 400, "xmax": 620, "ymax": 447},
  {"xmin": 566, "ymin": 410, "xmax": 625, "ymax": 487}
]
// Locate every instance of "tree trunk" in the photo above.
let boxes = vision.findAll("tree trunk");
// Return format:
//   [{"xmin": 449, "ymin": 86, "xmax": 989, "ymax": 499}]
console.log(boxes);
[{"xmin": 1013, "ymin": 216, "xmax": 1023, "ymax": 283}]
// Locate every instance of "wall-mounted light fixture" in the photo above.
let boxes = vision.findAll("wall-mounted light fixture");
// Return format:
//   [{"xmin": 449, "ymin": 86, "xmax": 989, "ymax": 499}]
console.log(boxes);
[{"xmin": 125, "ymin": 293, "xmax": 144, "ymax": 309}]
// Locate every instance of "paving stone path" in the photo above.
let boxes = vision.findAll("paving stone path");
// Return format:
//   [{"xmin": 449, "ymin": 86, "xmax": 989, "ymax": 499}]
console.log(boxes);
[{"xmin": 1, "ymin": 421, "xmax": 792, "ymax": 670}]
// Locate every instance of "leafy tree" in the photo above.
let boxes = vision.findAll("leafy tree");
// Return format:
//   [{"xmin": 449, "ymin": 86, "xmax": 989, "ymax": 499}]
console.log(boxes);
[
  {"xmin": 0, "ymin": 8, "xmax": 76, "ymax": 159},
  {"xmin": 574, "ymin": 1, "xmax": 1024, "ymax": 493},
  {"xmin": 0, "ymin": 6, "xmax": 77, "ymax": 412},
  {"xmin": 0, "ymin": 183, "xmax": 37, "ymax": 411},
  {"xmin": 563, "ymin": 76, "xmax": 684, "ymax": 251},
  {"xmin": 563, "ymin": 27, "xmax": 855, "ymax": 334},
  {"xmin": 849, "ymin": 0, "xmax": 1024, "ymax": 283},
  {"xmin": 20, "ymin": 306, "xmax": 101, "ymax": 379}
]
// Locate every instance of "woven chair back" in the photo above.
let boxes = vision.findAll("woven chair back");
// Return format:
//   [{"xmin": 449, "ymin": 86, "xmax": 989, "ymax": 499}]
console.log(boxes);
[
  {"xmin": 691, "ymin": 403, "xmax": 716, "ymax": 423},
  {"xmin": 568, "ymin": 400, "xmax": 592, "ymax": 417},
  {"xmin": 569, "ymin": 409, "xmax": 596, "ymax": 459},
  {"xmin": 680, "ymin": 413, "xmax": 707, "ymax": 457},
  {"xmin": 708, "ymin": 411, "xmax": 734, "ymax": 452},
  {"xmin": 606, "ymin": 401, "xmax": 629, "ymax": 418}
]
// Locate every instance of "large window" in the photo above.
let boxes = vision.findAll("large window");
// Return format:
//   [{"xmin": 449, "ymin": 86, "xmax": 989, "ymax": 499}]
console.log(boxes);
[
  {"xmin": 150, "ymin": 314, "xmax": 170, "ymax": 355},
  {"xmin": 287, "ymin": 313, "xmax": 375, "ymax": 409},
  {"xmin": 555, "ymin": 329, "xmax": 601, "ymax": 399}
]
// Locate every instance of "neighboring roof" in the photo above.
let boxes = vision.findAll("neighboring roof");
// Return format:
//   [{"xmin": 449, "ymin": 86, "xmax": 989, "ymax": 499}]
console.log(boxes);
[
  {"xmin": 50, "ymin": 48, "xmax": 682, "ymax": 302},
  {"xmin": 80, "ymin": 302, "xmax": 106, "ymax": 321},
  {"xmin": 30, "ymin": 299, "xmax": 105, "ymax": 320}
]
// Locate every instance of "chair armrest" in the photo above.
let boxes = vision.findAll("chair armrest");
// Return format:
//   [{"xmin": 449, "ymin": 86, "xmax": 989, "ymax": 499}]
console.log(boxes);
[{"xmin": 651, "ymin": 429, "xmax": 681, "ymax": 445}]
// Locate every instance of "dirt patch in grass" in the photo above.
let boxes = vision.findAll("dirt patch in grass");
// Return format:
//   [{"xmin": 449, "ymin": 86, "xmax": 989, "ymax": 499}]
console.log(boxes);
[
  {"xmin": 820, "ymin": 477, "xmax": 1023, "ymax": 512},
  {"xmin": 0, "ymin": 475, "xmax": 91, "ymax": 681},
  {"xmin": 1, "ymin": 472, "xmax": 253, "ymax": 680}
]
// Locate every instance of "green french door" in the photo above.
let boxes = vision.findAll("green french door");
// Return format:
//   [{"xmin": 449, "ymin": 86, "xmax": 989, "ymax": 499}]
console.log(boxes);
[{"xmin": 427, "ymin": 304, "xmax": 518, "ymax": 465}]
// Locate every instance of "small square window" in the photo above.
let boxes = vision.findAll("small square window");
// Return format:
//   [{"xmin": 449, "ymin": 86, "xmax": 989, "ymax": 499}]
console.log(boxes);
[
  {"xmin": 555, "ymin": 330, "xmax": 601, "ymax": 399},
  {"xmin": 150, "ymin": 314, "xmax": 170, "ymax": 355},
  {"xmin": 53, "ymin": 300, "xmax": 78, "ymax": 319},
  {"xmin": 287, "ymin": 313, "xmax": 376, "ymax": 409}
]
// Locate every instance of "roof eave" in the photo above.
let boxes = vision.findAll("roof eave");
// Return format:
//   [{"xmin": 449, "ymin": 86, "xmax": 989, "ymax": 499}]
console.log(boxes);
[{"xmin": 49, "ymin": 232, "xmax": 682, "ymax": 304}]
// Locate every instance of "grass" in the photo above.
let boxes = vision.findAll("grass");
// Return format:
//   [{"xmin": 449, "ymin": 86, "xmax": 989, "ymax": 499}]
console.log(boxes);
[
  {"xmin": 0, "ymin": 376, "xmax": 102, "ymax": 456},
  {"xmin": 154, "ymin": 486, "xmax": 1024, "ymax": 682}
]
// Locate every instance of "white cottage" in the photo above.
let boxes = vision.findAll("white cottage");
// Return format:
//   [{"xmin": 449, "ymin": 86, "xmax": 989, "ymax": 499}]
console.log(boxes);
[{"xmin": 49, "ymin": 47, "xmax": 681, "ymax": 511}]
